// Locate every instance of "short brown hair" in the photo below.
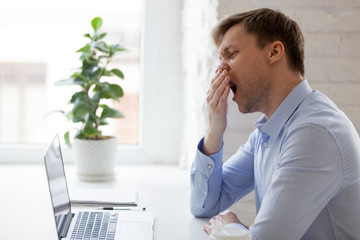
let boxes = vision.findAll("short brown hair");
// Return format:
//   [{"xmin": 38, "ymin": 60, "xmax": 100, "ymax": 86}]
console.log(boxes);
[{"xmin": 212, "ymin": 8, "xmax": 305, "ymax": 76}]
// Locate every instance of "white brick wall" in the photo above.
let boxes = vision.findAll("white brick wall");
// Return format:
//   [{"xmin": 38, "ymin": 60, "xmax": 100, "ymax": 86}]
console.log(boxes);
[
  {"xmin": 182, "ymin": 0, "xmax": 360, "ymax": 226},
  {"xmin": 216, "ymin": 0, "xmax": 360, "ymax": 158}
]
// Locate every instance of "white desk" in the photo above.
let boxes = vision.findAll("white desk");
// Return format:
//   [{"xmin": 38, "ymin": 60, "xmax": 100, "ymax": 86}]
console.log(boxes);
[{"xmin": 0, "ymin": 164, "xmax": 210, "ymax": 240}]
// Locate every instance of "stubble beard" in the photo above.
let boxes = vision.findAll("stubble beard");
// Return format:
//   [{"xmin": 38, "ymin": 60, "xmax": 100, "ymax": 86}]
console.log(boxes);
[{"xmin": 237, "ymin": 75, "xmax": 271, "ymax": 114}]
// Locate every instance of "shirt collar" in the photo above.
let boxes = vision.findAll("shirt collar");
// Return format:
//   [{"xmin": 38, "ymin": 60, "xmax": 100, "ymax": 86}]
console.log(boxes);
[{"xmin": 254, "ymin": 79, "xmax": 313, "ymax": 139}]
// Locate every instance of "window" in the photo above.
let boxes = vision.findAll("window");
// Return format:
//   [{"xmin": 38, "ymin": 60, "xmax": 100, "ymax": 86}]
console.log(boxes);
[
  {"xmin": 0, "ymin": 0, "xmax": 141, "ymax": 145},
  {"xmin": 0, "ymin": 0, "xmax": 184, "ymax": 164},
  {"xmin": 0, "ymin": 63, "xmax": 46, "ymax": 142}
]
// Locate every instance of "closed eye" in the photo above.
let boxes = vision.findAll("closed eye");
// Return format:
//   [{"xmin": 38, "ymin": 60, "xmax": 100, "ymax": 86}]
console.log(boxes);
[{"xmin": 229, "ymin": 50, "xmax": 239, "ymax": 58}]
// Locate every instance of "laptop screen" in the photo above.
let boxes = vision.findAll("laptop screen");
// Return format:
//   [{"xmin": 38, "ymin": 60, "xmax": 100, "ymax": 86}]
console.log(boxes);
[{"xmin": 44, "ymin": 135, "xmax": 72, "ymax": 236}]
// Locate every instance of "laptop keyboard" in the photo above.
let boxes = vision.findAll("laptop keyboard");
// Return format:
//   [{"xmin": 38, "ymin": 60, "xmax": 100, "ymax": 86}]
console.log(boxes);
[{"xmin": 70, "ymin": 211, "xmax": 118, "ymax": 240}]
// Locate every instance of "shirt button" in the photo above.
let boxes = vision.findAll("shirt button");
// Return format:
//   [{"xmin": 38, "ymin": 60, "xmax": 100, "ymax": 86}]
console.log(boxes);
[
  {"xmin": 202, "ymin": 190, "xmax": 207, "ymax": 194},
  {"xmin": 207, "ymin": 164, "xmax": 212, "ymax": 169},
  {"xmin": 263, "ymin": 142, "xmax": 268, "ymax": 148}
]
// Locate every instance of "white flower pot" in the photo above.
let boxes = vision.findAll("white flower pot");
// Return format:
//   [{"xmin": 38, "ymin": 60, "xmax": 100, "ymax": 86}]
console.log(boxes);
[{"xmin": 72, "ymin": 137, "xmax": 118, "ymax": 181}]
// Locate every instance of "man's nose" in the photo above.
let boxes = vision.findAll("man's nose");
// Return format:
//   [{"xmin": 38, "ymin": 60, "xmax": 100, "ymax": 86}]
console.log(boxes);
[{"xmin": 216, "ymin": 63, "xmax": 230, "ymax": 73}]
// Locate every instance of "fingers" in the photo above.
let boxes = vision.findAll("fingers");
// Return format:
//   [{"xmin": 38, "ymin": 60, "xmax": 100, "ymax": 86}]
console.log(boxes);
[
  {"xmin": 210, "ymin": 69, "xmax": 221, "ymax": 85},
  {"xmin": 207, "ymin": 70, "xmax": 230, "ymax": 111},
  {"xmin": 216, "ymin": 63, "xmax": 230, "ymax": 73},
  {"xmin": 218, "ymin": 85, "xmax": 230, "ymax": 110},
  {"xmin": 203, "ymin": 216, "xmax": 215, "ymax": 234},
  {"xmin": 209, "ymin": 69, "xmax": 229, "ymax": 93},
  {"xmin": 203, "ymin": 219, "xmax": 215, "ymax": 234},
  {"xmin": 203, "ymin": 215, "xmax": 225, "ymax": 235},
  {"xmin": 202, "ymin": 68, "xmax": 231, "ymax": 155},
  {"xmin": 208, "ymin": 70, "xmax": 220, "ymax": 94},
  {"xmin": 223, "ymin": 212, "xmax": 238, "ymax": 223},
  {"xmin": 203, "ymin": 223, "xmax": 210, "ymax": 234}
]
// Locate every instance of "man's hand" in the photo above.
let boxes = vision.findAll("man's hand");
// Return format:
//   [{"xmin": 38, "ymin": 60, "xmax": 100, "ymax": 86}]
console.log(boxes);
[
  {"xmin": 204, "ymin": 212, "xmax": 247, "ymax": 235},
  {"xmin": 202, "ymin": 68, "xmax": 231, "ymax": 156}
]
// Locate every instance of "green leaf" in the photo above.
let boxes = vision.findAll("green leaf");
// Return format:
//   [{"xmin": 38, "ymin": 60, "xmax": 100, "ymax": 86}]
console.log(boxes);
[
  {"xmin": 83, "ymin": 122, "xmax": 101, "ymax": 137},
  {"xmin": 70, "ymin": 91, "xmax": 88, "ymax": 104},
  {"xmin": 114, "ymin": 47, "xmax": 126, "ymax": 52},
  {"xmin": 74, "ymin": 74, "xmax": 89, "ymax": 85},
  {"xmin": 91, "ymin": 17, "xmax": 103, "ymax": 32},
  {"xmin": 76, "ymin": 44, "xmax": 91, "ymax": 54},
  {"xmin": 55, "ymin": 73, "xmax": 89, "ymax": 86},
  {"xmin": 64, "ymin": 131, "xmax": 71, "ymax": 148},
  {"xmin": 54, "ymin": 78, "xmax": 74, "ymax": 86},
  {"xmin": 100, "ymin": 105, "xmax": 124, "ymax": 119},
  {"xmin": 97, "ymin": 83, "xmax": 124, "ymax": 99},
  {"xmin": 81, "ymin": 65, "xmax": 103, "ymax": 82},
  {"xmin": 110, "ymin": 68, "xmax": 124, "ymax": 79},
  {"xmin": 44, "ymin": 110, "xmax": 65, "ymax": 118},
  {"xmin": 83, "ymin": 33, "xmax": 91, "ymax": 39},
  {"xmin": 97, "ymin": 33, "xmax": 107, "ymax": 40},
  {"xmin": 111, "ymin": 44, "xmax": 126, "ymax": 52},
  {"xmin": 99, "ymin": 119, "xmax": 109, "ymax": 125},
  {"xmin": 94, "ymin": 41, "xmax": 110, "ymax": 53},
  {"xmin": 104, "ymin": 70, "xmax": 113, "ymax": 77},
  {"xmin": 85, "ymin": 112, "xmax": 99, "ymax": 124},
  {"xmin": 66, "ymin": 111, "xmax": 74, "ymax": 121},
  {"xmin": 109, "ymin": 84, "xmax": 124, "ymax": 98},
  {"xmin": 108, "ymin": 44, "xmax": 126, "ymax": 57},
  {"xmin": 91, "ymin": 67, "xmax": 103, "ymax": 80},
  {"xmin": 72, "ymin": 101, "xmax": 92, "ymax": 118},
  {"xmin": 82, "ymin": 59, "xmax": 99, "ymax": 74},
  {"xmin": 75, "ymin": 130, "xmax": 86, "ymax": 139},
  {"xmin": 71, "ymin": 116, "xmax": 85, "ymax": 123}
]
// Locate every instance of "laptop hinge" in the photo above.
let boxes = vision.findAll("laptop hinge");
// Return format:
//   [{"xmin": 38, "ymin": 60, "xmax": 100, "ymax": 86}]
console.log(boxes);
[{"xmin": 60, "ymin": 211, "xmax": 74, "ymax": 239}]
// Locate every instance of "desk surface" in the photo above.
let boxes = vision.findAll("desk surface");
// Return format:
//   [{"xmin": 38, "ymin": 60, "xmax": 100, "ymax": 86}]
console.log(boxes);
[{"xmin": 0, "ymin": 164, "xmax": 209, "ymax": 240}]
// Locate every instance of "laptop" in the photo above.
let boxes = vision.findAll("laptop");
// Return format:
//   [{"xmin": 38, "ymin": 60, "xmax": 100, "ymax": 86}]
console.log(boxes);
[{"xmin": 44, "ymin": 135, "xmax": 154, "ymax": 240}]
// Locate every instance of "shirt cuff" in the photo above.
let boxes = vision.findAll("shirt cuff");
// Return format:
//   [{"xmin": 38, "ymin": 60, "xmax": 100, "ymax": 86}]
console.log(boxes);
[{"xmin": 194, "ymin": 138, "xmax": 223, "ymax": 178}]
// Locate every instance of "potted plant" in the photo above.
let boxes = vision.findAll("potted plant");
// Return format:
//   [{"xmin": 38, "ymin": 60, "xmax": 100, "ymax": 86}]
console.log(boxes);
[{"xmin": 54, "ymin": 17, "xmax": 126, "ymax": 181}]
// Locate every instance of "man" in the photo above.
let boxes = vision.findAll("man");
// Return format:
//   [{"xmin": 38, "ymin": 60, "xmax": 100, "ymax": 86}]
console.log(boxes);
[{"xmin": 190, "ymin": 8, "xmax": 360, "ymax": 240}]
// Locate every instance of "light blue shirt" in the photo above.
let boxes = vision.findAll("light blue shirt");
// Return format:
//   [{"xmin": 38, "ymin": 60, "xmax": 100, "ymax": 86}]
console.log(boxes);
[{"xmin": 190, "ymin": 80, "xmax": 360, "ymax": 240}]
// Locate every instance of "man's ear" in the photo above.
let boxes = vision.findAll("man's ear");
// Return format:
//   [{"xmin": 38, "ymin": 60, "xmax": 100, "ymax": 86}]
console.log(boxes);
[{"xmin": 268, "ymin": 41, "xmax": 284, "ymax": 64}]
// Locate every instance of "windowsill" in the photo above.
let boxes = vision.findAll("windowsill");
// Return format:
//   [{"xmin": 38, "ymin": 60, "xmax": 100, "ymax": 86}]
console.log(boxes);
[{"xmin": 0, "ymin": 143, "xmax": 180, "ymax": 164}]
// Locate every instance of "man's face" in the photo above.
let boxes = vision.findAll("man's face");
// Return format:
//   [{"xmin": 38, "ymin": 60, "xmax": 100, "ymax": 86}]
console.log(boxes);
[{"xmin": 217, "ymin": 24, "xmax": 271, "ymax": 114}]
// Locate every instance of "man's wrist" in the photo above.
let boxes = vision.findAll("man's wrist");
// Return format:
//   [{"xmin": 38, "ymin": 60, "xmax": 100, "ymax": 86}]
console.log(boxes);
[{"xmin": 202, "ymin": 131, "xmax": 223, "ymax": 156}]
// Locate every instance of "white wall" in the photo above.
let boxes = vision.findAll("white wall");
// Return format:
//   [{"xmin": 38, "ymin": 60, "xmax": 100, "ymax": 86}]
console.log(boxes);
[
  {"xmin": 140, "ymin": 0, "xmax": 184, "ymax": 163},
  {"xmin": 180, "ymin": 0, "xmax": 219, "ymax": 168}
]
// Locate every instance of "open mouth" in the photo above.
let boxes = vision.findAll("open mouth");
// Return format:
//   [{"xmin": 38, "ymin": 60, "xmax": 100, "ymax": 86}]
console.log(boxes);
[{"xmin": 229, "ymin": 82, "xmax": 237, "ymax": 95}]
